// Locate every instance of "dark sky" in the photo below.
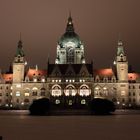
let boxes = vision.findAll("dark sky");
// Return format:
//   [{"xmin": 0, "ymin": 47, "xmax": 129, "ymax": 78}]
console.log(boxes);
[{"xmin": 0, "ymin": 0, "xmax": 140, "ymax": 72}]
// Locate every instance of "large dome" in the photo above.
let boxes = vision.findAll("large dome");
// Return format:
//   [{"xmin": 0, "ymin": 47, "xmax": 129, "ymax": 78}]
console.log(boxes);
[
  {"xmin": 58, "ymin": 15, "xmax": 82, "ymax": 48},
  {"xmin": 58, "ymin": 32, "xmax": 82, "ymax": 48}
]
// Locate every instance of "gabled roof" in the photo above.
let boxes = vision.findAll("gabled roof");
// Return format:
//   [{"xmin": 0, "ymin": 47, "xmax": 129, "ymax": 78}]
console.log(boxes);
[{"xmin": 48, "ymin": 64, "xmax": 93, "ymax": 76}]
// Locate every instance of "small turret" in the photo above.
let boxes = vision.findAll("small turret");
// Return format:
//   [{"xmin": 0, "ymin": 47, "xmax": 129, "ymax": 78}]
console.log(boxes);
[{"xmin": 13, "ymin": 37, "xmax": 25, "ymax": 83}]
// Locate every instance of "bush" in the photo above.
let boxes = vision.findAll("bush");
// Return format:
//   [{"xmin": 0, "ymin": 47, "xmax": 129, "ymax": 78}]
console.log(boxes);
[
  {"xmin": 29, "ymin": 98, "xmax": 50, "ymax": 115},
  {"xmin": 89, "ymin": 98, "xmax": 116, "ymax": 115}
]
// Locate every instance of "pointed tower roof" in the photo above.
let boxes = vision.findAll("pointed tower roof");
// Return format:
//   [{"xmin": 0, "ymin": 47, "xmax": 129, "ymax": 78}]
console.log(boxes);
[
  {"xmin": 15, "ymin": 34, "xmax": 25, "ymax": 57},
  {"xmin": 66, "ymin": 12, "xmax": 74, "ymax": 33}
]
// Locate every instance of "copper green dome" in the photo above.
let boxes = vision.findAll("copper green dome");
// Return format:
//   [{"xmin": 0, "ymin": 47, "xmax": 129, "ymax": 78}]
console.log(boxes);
[{"xmin": 58, "ymin": 15, "xmax": 82, "ymax": 48}]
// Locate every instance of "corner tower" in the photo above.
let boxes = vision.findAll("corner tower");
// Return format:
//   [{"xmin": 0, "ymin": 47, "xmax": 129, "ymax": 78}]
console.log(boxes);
[
  {"xmin": 13, "ymin": 39, "xmax": 25, "ymax": 83},
  {"xmin": 55, "ymin": 14, "xmax": 85, "ymax": 64},
  {"xmin": 116, "ymin": 40, "xmax": 128, "ymax": 82}
]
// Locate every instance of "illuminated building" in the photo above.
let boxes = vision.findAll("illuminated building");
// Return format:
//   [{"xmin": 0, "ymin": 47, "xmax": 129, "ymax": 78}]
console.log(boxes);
[{"xmin": 0, "ymin": 15, "xmax": 140, "ymax": 109}]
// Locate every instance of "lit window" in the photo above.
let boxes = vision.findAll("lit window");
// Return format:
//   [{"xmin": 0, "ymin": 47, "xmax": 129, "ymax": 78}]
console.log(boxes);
[
  {"xmin": 68, "ymin": 100, "xmax": 73, "ymax": 105},
  {"xmin": 72, "ymin": 80, "xmax": 75, "ymax": 82},
  {"xmin": 55, "ymin": 99, "xmax": 60, "ymax": 104},
  {"xmin": 42, "ymin": 79, "xmax": 45, "ymax": 82},
  {"xmin": 69, "ymin": 80, "xmax": 71, "ymax": 83},
  {"xmin": 66, "ymin": 80, "xmax": 68, "ymax": 82},
  {"xmin": 16, "ymin": 84, "xmax": 21, "ymax": 88},
  {"xmin": 81, "ymin": 99, "xmax": 86, "ymax": 105},
  {"xmin": 59, "ymin": 80, "xmax": 61, "ymax": 82},
  {"xmin": 83, "ymin": 80, "xmax": 85, "ymax": 82},
  {"xmin": 52, "ymin": 80, "xmax": 54, "ymax": 82},
  {"xmin": 121, "ymin": 91, "xmax": 126, "ymax": 96},
  {"xmin": 80, "ymin": 79, "xmax": 82, "ymax": 82},
  {"xmin": 16, "ymin": 91, "xmax": 20, "ymax": 97},
  {"xmin": 52, "ymin": 90, "xmax": 61, "ymax": 96},
  {"xmin": 25, "ymin": 93, "xmax": 30, "ymax": 97},
  {"xmin": 10, "ymin": 92, "xmax": 12, "ymax": 96},
  {"xmin": 21, "ymin": 102, "xmax": 24, "ymax": 105},
  {"xmin": 33, "ymin": 79, "xmax": 37, "ymax": 82}
]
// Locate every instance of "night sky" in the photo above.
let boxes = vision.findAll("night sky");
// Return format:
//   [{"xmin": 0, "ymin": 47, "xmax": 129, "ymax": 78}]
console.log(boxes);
[{"xmin": 0, "ymin": 0, "xmax": 140, "ymax": 72}]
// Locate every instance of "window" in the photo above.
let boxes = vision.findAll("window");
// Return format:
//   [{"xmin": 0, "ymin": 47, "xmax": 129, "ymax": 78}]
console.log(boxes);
[
  {"xmin": 0, "ymin": 93, "xmax": 2, "ymax": 96},
  {"xmin": 65, "ymin": 85, "xmax": 76, "ymax": 96},
  {"xmin": 6, "ymin": 93, "xmax": 9, "ymax": 96},
  {"xmin": 52, "ymin": 85, "xmax": 62, "ymax": 96},
  {"xmin": 80, "ymin": 85, "xmax": 91, "ymax": 96},
  {"xmin": 42, "ymin": 79, "xmax": 45, "ymax": 82},
  {"xmin": 55, "ymin": 99, "xmax": 60, "ymax": 104},
  {"xmin": 81, "ymin": 99, "xmax": 86, "ymax": 105},
  {"xmin": 16, "ymin": 84, "xmax": 21, "ymax": 88},
  {"xmin": 68, "ymin": 100, "xmax": 73, "ymax": 105},
  {"xmin": 121, "ymin": 85, "xmax": 126, "ymax": 87},
  {"xmin": 129, "ymin": 92, "xmax": 131, "ymax": 96},
  {"xmin": 16, "ymin": 91, "xmax": 20, "ymax": 97},
  {"xmin": 32, "ymin": 87, "xmax": 38, "ymax": 96},
  {"xmin": 40, "ymin": 88, "xmax": 46, "ymax": 96},
  {"xmin": 133, "ymin": 98, "xmax": 136, "ymax": 103},
  {"xmin": 32, "ymin": 91, "xmax": 37, "ymax": 96},
  {"xmin": 133, "ymin": 92, "xmax": 135, "ymax": 96},
  {"xmin": 24, "ymin": 99, "xmax": 29, "ymax": 103},
  {"xmin": 121, "ymin": 91, "xmax": 125, "ymax": 96},
  {"xmin": 25, "ymin": 93, "xmax": 30, "ymax": 97},
  {"xmin": 16, "ymin": 99, "xmax": 19, "ymax": 103}
]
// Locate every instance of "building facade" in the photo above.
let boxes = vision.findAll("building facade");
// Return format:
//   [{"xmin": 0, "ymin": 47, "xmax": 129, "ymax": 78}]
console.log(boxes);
[{"xmin": 0, "ymin": 15, "xmax": 140, "ymax": 109}]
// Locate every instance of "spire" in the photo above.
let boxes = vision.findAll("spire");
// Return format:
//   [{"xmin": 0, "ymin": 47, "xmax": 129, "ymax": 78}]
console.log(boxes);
[
  {"xmin": 15, "ymin": 33, "xmax": 25, "ymax": 57},
  {"xmin": 66, "ymin": 12, "xmax": 74, "ymax": 33}
]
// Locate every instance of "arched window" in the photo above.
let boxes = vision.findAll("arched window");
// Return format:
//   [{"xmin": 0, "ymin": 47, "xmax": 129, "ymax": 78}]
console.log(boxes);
[
  {"xmin": 40, "ymin": 88, "xmax": 46, "ymax": 96},
  {"xmin": 32, "ymin": 87, "xmax": 38, "ymax": 96},
  {"xmin": 24, "ymin": 88, "xmax": 30, "ymax": 97},
  {"xmin": 94, "ymin": 86, "xmax": 101, "ymax": 97},
  {"xmin": 79, "ymin": 84, "xmax": 91, "ymax": 96},
  {"xmin": 51, "ymin": 85, "xmax": 62, "ymax": 97},
  {"xmin": 24, "ymin": 98, "xmax": 30, "ymax": 103},
  {"xmin": 103, "ymin": 87, "xmax": 108, "ymax": 96},
  {"xmin": 64, "ymin": 85, "xmax": 77, "ymax": 96}
]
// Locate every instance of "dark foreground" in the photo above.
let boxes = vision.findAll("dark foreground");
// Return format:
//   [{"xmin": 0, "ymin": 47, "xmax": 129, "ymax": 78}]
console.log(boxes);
[{"xmin": 0, "ymin": 110, "xmax": 140, "ymax": 140}]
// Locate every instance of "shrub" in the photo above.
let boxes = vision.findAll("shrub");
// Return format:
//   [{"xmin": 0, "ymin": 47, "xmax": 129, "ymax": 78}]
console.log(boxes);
[
  {"xmin": 29, "ymin": 98, "xmax": 50, "ymax": 115},
  {"xmin": 89, "ymin": 98, "xmax": 116, "ymax": 115}
]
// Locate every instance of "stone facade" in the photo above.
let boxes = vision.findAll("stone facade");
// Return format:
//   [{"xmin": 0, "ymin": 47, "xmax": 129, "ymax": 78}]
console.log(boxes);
[{"xmin": 0, "ymin": 15, "xmax": 140, "ymax": 109}]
